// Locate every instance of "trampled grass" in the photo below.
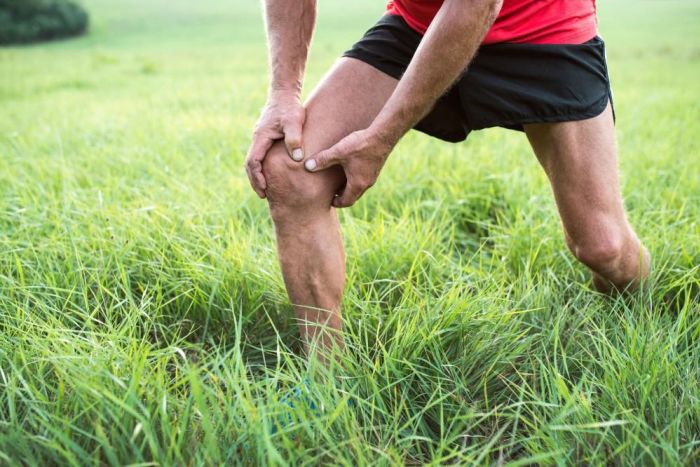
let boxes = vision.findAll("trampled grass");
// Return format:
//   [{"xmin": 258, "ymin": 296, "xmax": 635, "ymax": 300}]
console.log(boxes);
[{"xmin": 1, "ymin": 0, "xmax": 699, "ymax": 464}]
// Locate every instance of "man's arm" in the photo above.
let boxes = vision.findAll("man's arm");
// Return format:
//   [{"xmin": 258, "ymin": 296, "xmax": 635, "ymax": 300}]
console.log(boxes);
[
  {"xmin": 245, "ymin": 0, "xmax": 316, "ymax": 198},
  {"xmin": 264, "ymin": 0, "xmax": 316, "ymax": 96},
  {"xmin": 372, "ymin": 0, "xmax": 502, "ymax": 144},
  {"xmin": 306, "ymin": 0, "xmax": 502, "ymax": 207}
]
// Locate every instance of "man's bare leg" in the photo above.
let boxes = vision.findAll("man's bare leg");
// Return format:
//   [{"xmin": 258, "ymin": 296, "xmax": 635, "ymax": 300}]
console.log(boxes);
[
  {"xmin": 524, "ymin": 103, "xmax": 651, "ymax": 292},
  {"xmin": 262, "ymin": 58, "xmax": 397, "ymax": 362}
]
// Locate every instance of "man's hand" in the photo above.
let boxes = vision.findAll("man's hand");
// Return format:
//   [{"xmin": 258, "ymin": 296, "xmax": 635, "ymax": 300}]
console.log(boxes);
[
  {"xmin": 245, "ymin": 91, "xmax": 306, "ymax": 198},
  {"xmin": 301, "ymin": 0, "xmax": 500, "ymax": 208},
  {"xmin": 304, "ymin": 128, "xmax": 395, "ymax": 208}
]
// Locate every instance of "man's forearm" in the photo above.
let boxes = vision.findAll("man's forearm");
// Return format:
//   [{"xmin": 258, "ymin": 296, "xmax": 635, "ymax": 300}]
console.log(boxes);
[
  {"xmin": 371, "ymin": 0, "xmax": 502, "ymax": 142},
  {"xmin": 263, "ymin": 0, "xmax": 317, "ymax": 96}
]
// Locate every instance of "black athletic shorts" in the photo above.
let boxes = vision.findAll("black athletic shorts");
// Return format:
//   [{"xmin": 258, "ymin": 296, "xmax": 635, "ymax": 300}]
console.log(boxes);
[{"xmin": 343, "ymin": 14, "xmax": 614, "ymax": 142}]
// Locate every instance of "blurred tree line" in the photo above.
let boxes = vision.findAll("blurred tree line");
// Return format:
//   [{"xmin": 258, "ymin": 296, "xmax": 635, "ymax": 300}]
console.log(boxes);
[{"xmin": 0, "ymin": 0, "xmax": 88, "ymax": 44}]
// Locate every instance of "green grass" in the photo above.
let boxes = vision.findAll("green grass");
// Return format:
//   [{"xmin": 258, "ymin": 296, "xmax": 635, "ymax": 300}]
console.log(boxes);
[{"xmin": 1, "ymin": 0, "xmax": 699, "ymax": 464}]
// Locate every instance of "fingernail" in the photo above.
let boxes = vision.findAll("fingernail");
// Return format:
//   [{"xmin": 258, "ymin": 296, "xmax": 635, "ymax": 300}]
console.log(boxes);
[
  {"xmin": 304, "ymin": 159, "xmax": 316, "ymax": 171},
  {"xmin": 292, "ymin": 148, "xmax": 303, "ymax": 161}
]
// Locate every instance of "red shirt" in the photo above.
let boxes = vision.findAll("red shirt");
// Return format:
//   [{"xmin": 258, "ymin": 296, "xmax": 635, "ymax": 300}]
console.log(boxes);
[{"xmin": 386, "ymin": 0, "xmax": 598, "ymax": 45}]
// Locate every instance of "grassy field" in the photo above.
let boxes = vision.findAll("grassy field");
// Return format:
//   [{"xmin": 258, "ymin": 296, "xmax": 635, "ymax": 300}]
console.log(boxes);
[{"xmin": 1, "ymin": 0, "xmax": 699, "ymax": 464}]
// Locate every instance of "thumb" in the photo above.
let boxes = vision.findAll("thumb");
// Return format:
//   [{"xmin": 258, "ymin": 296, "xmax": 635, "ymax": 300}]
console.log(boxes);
[
  {"xmin": 284, "ymin": 118, "xmax": 304, "ymax": 162},
  {"xmin": 305, "ymin": 145, "xmax": 342, "ymax": 172}
]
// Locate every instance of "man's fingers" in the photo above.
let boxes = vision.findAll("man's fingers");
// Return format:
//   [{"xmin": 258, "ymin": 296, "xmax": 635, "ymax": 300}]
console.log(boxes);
[
  {"xmin": 245, "ymin": 134, "xmax": 274, "ymax": 198},
  {"xmin": 284, "ymin": 118, "xmax": 304, "ymax": 162},
  {"xmin": 252, "ymin": 171, "xmax": 267, "ymax": 198},
  {"xmin": 305, "ymin": 145, "xmax": 342, "ymax": 172},
  {"xmin": 333, "ymin": 181, "xmax": 365, "ymax": 208},
  {"xmin": 247, "ymin": 131, "xmax": 275, "ymax": 166},
  {"xmin": 245, "ymin": 161, "xmax": 267, "ymax": 199}
]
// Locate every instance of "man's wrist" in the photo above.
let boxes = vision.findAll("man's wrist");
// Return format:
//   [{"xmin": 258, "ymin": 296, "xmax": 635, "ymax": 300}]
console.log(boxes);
[
  {"xmin": 269, "ymin": 82, "xmax": 302, "ymax": 100},
  {"xmin": 367, "ymin": 119, "xmax": 405, "ymax": 152}
]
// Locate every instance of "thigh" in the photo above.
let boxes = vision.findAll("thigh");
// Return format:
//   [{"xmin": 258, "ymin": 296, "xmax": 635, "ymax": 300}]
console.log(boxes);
[
  {"xmin": 304, "ymin": 57, "xmax": 398, "ymax": 153},
  {"xmin": 262, "ymin": 57, "xmax": 398, "ymax": 203},
  {"xmin": 524, "ymin": 103, "xmax": 630, "ymax": 247}
]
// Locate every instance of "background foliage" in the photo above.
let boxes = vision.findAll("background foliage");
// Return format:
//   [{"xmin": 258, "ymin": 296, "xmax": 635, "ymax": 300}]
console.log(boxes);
[
  {"xmin": 0, "ymin": 0, "xmax": 88, "ymax": 45},
  {"xmin": 0, "ymin": 0, "xmax": 699, "ymax": 464}
]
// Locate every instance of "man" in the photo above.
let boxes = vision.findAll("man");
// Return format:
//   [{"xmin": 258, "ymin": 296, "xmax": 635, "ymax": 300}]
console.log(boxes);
[{"xmin": 245, "ymin": 0, "xmax": 651, "ymax": 361}]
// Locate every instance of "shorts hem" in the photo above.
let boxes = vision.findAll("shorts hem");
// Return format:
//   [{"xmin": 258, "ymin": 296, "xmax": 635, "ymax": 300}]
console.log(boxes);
[
  {"xmin": 471, "ymin": 94, "xmax": 613, "ymax": 132},
  {"xmin": 341, "ymin": 50, "xmax": 404, "ymax": 80}
]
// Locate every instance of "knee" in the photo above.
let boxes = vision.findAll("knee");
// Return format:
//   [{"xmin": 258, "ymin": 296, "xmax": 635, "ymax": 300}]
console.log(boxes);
[
  {"xmin": 262, "ymin": 142, "xmax": 341, "ymax": 219},
  {"xmin": 568, "ymin": 230, "xmax": 626, "ymax": 274}
]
